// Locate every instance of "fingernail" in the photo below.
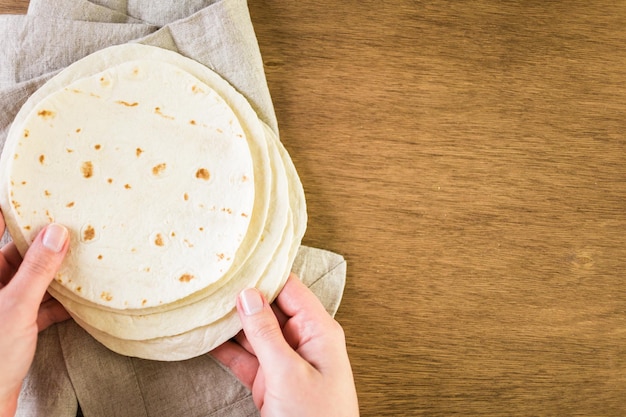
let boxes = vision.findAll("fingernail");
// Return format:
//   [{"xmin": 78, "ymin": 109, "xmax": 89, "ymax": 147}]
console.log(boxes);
[
  {"xmin": 42, "ymin": 223, "xmax": 68, "ymax": 253},
  {"xmin": 240, "ymin": 288, "xmax": 264, "ymax": 316}
]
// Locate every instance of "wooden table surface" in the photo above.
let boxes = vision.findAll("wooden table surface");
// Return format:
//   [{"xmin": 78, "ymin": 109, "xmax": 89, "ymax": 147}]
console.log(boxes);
[{"xmin": 2, "ymin": 1, "xmax": 626, "ymax": 416}]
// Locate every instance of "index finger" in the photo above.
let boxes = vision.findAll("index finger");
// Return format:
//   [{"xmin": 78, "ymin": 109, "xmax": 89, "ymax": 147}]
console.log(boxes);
[
  {"xmin": 0, "ymin": 210, "xmax": 6, "ymax": 237},
  {"xmin": 275, "ymin": 273, "xmax": 336, "ymax": 324},
  {"xmin": 2, "ymin": 241, "xmax": 23, "ymax": 271}
]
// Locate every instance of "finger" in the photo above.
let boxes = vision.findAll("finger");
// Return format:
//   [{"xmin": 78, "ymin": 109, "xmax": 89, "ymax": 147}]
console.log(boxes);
[
  {"xmin": 1, "ymin": 241, "xmax": 23, "ymax": 271},
  {"xmin": 237, "ymin": 287, "xmax": 301, "ymax": 373},
  {"xmin": 211, "ymin": 340, "xmax": 259, "ymax": 390},
  {"xmin": 0, "ymin": 256, "xmax": 13, "ymax": 287},
  {"xmin": 271, "ymin": 302, "xmax": 289, "ymax": 328},
  {"xmin": 234, "ymin": 303, "xmax": 290, "ymax": 354},
  {"xmin": 0, "ymin": 210, "xmax": 5, "ymax": 236},
  {"xmin": 37, "ymin": 298, "xmax": 71, "ymax": 331},
  {"xmin": 275, "ymin": 273, "xmax": 336, "ymax": 327},
  {"xmin": 251, "ymin": 370, "xmax": 266, "ymax": 410},
  {"xmin": 0, "ymin": 243, "xmax": 22, "ymax": 287},
  {"xmin": 234, "ymin": 330, "xmax": 253, "ymax": 354},
  {"xmin": 275, "ymin": 275, "xmax": 349, "ymax": 371},
  {"xmin": 5, "ymin": 224, "xmax": 69, "ymax": 313}
]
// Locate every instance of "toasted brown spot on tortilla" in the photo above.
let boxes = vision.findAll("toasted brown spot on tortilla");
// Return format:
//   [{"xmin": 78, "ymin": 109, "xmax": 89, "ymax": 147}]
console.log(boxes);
[
  {"xmin": 189, "ymin": 119, "xmax": 196, "ymax": 125},
  {"xmin": 83, "ymin": 225, "xmax": 95, "ymax": 241},
  {"xmin": 136, "ymin": 148, "xmax": 143, "ymax": 157},
  {"xmin": 142, "ymin": 299, "xmax": 148, "ymax": 306},
  {"xmin": 199, "ymin": 227, "xmax": 204, "ymax": 232},
  {"xmin": 116, "ymin": 100, "xmax": 139, "ymax": 107},
  {"xmin": 76, "ymin": 128, "xmax": 81, "ymax": 133},
  {"xmin": 23, "ymin": 129, "xmax": 29, "ymax": 138},
  {"xmin": 44, "ymin": 190, "xmax": 51, "ymax": 197},
  {"xmin": 81, "ymin": 161, "xmax": 93, "ymax": 178},
  {"xmin": 154, "ymin": 107, "xmax": 174, "ymax": 120},
  {"xmin": 23, "ymin": 225, "xmax": 31, "ymax": 230},
  {"xmin": 216, "ymin": 253, "xmax": 225, "ymax": 261},
  {"xmin": 191, "ymin": 85, "xmax": 204, "ymax": 94},
  {"xmin": 21, "ymin": 181, "xmax": 27, "ymax": 185},
  {"xmin": 37, "ymin": 109, "xmax": 55, "ymax": 119},
  {"xmin": 99, "ymin": 77, "xmax": 110, "ymax": 87},
  {"xmin": 94, "ymin": 144, "xmax": 101, "ymax": 150},
  {"xmin": 107, "ymin": 178, "xmax": 113, "ymax": 184},
  {"xmin": 179, "ymin": 274, "xmax": 194, "ymax": 283},
  {"xmin": 241, "ymin": 212, "xmax": 248, "ymax": 218},
  {"xmin": 155, "ymin": 234, "xmax": 165, "ymax": 247},
  {"xmin": 184, "ymin": 239, "xmax": 194, "ymax": 248},
  {"xmin": 66, "ymin": 202, "xmax": 75, "ymax": 208},
  {"xmin": 39, "ymin": 155, "xmax": 45, "ymax": 164},
  {"xmin": 67, "ymin": 148, "xmax": 74, "ymax": 153},
  {"xmin": 170, "ymin": 231, "xmax": 176, "ymax": 237},
  {"xmin": 221, "ymin": 207, "xmax": 233, "ymax": 214},
  {"xmin": 13, "ymin": 154, "xmax": 19, "ymax": 160},
  {"xmin": 97, "ymin": 255, "xmax": 103, "ymax": 260},
  {"xmin": 216, "ymin": 128, "xmax": 223, "ymax": 133},
  {"xmin": 124, "ymin": 183, "xmax": 132, "ymax": 189},
  {"xmin": 101, "ymin": 292, "xmax": 113, "ymax": 302},
  {"xmin": 183, "ymin": 193, "xmax": 189, "ymax": 201},
  {"xmin": 242, "ymin": 175, "xmax": 248, "ymax": 182},
  {"xmin": 76, "ymin": 286, "xmax": 82, "ymax": 293},
  {"xmin": 195, "ymin": 168, "xmax": 210, "ymax": 180},
  {"xmin": 11, "ymin": 200, "xmax": 20, "ymax": 209},
  {"xmin": 152, "ymin": 163, "xmax": 166, "ymax": 176}
]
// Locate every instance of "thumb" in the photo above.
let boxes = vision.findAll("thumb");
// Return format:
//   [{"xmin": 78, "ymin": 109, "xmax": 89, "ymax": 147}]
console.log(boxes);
[
  {"xmin": 6, "ymin": 223, "xmax": 69, "ymax": 311},
  {"xmin": 237, "ymin": 287, "xmax": 297, "ymax": 371}
]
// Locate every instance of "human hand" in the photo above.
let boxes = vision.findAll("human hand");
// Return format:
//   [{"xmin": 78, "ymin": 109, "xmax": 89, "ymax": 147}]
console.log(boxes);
[
  {"xmin": 212, "ymin": 273, "xmax": 359, "ymax": 417},
  {"xmin": 0, "ymin": 221, "xmax": 70, "ymax": 417}
]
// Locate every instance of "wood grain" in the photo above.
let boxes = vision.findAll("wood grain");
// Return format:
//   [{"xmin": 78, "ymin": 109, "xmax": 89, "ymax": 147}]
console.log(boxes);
[
  {"xmin": 2, "ymin": 1, "xmax": 626, "ymax": 416},
  {"xmin": 0, "ymin": 0, "xmax": 25, "ymax": 13}
]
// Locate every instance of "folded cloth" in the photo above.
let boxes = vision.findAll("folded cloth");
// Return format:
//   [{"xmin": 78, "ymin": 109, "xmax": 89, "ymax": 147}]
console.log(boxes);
[{"xmin": 0, "ymin": 1, "xmax": 347, "ymax": 416}]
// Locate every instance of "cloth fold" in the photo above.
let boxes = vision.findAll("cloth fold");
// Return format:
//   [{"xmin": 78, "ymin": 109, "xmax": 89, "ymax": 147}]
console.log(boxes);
[{"xmin": 0, "ymin": 1, "xmax": 348, "ymax": 416}]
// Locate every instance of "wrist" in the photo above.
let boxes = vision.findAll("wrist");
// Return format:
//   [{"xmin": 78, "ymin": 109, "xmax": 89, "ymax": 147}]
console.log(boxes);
[{"xmin": 0, "ymin": 389, "xmax": 19, "ymax": 417}]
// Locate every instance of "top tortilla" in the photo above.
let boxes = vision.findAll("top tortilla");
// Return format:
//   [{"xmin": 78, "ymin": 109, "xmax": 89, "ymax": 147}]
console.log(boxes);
[
  {"xmin": 0, "ymin": 44, "xmax": 307, "ymax": 360},
  {"xmin": 1, "ymin": 59, "xmax": 256, "ymax": 309}
]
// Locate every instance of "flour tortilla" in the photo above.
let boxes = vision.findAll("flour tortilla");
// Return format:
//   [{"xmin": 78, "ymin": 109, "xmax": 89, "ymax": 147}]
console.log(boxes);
[
  {"xmin": 49, "ymin": 124, "xmax": 290, "ymax": 340},
  {"xmin": 0, "ymin": 44, "xmax": 273, "ymax": 313},
  {"xmin": 68, "ymin": 125, "xmax": 306, "ymax": 360},
  {"xmin": 0, "ymin": 45, "xmax": 307, "ymax": 360},
  {"xmin": 72, "ymin": 215, "xmax": 294, "ymax": 361},
  {"xmin": 2, "ymin": 59, "xmax": 254, "ymax": 309}
]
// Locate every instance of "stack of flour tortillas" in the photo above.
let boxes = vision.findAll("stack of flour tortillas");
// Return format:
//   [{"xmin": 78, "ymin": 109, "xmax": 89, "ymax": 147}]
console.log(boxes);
[{"xmin": 0, "ymin": 44, "xmax": 306, "ymax": 361}]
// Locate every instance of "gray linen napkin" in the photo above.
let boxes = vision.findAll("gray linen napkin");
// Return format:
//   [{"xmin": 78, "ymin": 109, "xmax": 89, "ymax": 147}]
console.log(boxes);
[{"xmin": 0, "ymin": 1, "xmax": 347, "ymax": 416}]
